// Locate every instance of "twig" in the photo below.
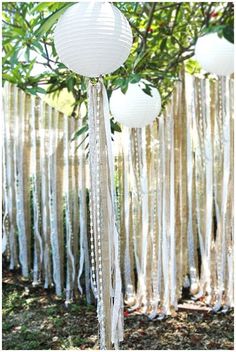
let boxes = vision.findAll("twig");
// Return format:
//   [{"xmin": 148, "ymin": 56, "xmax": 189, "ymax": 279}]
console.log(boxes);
[
  {"xmin": 2, "ymin": 20, "xmax": 21, "ymax": 29},
  {"xmin": 205, "ymin": 3, "xmax": 214, "ymax": 27},
  {"xmin": 43, "ymin": 41, "xmax": 53, "ymax": 69},
  {"xmin": 171, "ymin": 4, "xmax": 182, "ymax": 34},
  {"xmin": 143, "ymin": 2, "xmax": 156, "ymax": 44},
  {"xmin": 219, "ymin": 2, "xmax": 234, "ymax": 24},
  {"xmin": 133, "ymin": 1, "xmax": 157, "ymax": 68},
  {"xmin": 127, "ymin": 19, "xmax": 144, "ymax": 39},
  {"xmin": 143, "ymin": 3, "xmax": 178, "ymax": 15}
]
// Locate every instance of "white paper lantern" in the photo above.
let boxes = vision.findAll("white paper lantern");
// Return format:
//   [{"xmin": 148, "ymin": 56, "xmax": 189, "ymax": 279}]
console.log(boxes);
[
  {"xmin": 195, "ymin": 33, "xmax": 234, "ymax": 76},
  {"xmin": 110, "ymin": 80, "xmax": 161, "ymax": 128},
  {"xmin": 54, "ymin": 2, "xmax": 133, "ymax": 77}
]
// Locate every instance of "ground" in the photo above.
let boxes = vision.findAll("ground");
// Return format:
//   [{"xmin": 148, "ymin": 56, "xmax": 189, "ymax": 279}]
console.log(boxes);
[{"xmin": 2, "ymin": 269, "xmax": 234, "ymax": 350}]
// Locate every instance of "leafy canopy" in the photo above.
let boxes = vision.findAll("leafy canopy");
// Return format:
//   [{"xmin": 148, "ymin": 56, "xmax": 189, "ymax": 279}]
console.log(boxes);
[{"xmin": 2, "ymin": 2, "xmax": 234, "ymax": 119}]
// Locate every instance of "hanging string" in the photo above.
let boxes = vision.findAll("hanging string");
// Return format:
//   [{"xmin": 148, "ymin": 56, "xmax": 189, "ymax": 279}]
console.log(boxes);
[
  {"xmin": 77, "ymin": 115, "xmax": 91, "ymax": 304},
  {"xmin": 64, "ymin": 114, "xmax": 75, "ymax": 304},
  {"xmin": 88, "ymin": 80, "xmax": 106, "ymax": 349},
  {"xmin": 48, "ymin": 106, "xmax": 62, "ymax": 296},
  {"xmin": 39, "ymin": 100, "xmax": 52, "ymax": 289},
  {"xmin": 123, "ymin": 127, "xmax": 134, "ymax": 303}
]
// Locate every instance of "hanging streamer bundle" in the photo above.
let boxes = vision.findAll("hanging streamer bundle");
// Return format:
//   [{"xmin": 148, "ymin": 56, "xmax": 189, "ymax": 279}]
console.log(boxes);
[{"xmin": 87, "ymin": 79, "xmax": 123, "ymax": 349}]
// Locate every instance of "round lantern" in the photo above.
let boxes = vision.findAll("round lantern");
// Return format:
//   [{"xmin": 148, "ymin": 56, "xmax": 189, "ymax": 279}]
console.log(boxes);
[
  {"xmin": 110, "ymin": 80, "xmax": 162, "ymax": 128},
  {"xmin": 195, "ymin": 33, "xmax": 234, "ymax": 76},
  {"xmin": 54, "ymin": 2, "xmax": 133, "ymax": 77}
]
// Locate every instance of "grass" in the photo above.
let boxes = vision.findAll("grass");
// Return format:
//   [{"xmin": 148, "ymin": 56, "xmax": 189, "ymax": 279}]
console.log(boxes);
[
  {"xmin": 2, "ymin": 269, "xmax": 234, "ymax": 350},
  {"xmin": 2, "ymin": 271, "xmax": 99, "ymax": 350}
]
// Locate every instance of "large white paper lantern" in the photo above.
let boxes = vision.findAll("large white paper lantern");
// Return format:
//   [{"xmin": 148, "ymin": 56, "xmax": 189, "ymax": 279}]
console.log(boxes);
[
  {"xmin": 110, "ymin": 80, "xmax": 161, "ymax": 128},
  {"xmin": 54, "ymin": 2, "xmax": 133, "ymax": 77},
  {"xmin": 195, "ymin": 33, "xmax": 234, "ymax": 76}
]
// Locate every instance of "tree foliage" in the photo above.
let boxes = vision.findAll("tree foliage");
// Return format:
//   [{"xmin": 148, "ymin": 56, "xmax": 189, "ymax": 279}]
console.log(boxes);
[{"xmin": 2, "ymin": 2, "xmax": 234, "ymax": 118}]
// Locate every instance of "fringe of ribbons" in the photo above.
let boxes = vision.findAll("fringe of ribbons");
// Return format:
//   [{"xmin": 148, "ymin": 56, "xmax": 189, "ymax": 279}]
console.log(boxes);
[
  {"xmin": 2, "ymin": 72, "xmax": 234, "ymax": 347},
  {"xmin": 114, "ymin": 72, "xmax": 234, "ymax": 316}
]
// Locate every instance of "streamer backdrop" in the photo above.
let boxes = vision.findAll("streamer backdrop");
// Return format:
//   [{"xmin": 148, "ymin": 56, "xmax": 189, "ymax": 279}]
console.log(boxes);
[{"xmin": 2, "ymin": 72, "xmax": 234, "ymax": 322}]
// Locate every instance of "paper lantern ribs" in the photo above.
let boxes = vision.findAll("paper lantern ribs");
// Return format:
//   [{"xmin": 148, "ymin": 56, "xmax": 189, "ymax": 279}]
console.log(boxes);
[
  {"xmin": 195, "ymin": 33, "xmax": 234, "ymax": 76},
  {"xmin": 54, "ymin": 2, "xmax": 133, "ymax": 77},
  {"xmin": 110, "ymin": 80, "xmax": 162, "ymax": 128}
]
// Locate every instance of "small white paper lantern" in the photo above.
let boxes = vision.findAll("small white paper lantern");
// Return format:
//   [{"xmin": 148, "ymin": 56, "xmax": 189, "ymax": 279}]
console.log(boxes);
[
  {"xmin": 54, "ymin": 2, "xmax": 133, "ymax": 78},
  {"xmin": 110, "ymin": 80, "xmax": 161, "ymax": 128},
  {"xmin": 195, "ymin": 33, "xmax": 234, "ymax": 76}
]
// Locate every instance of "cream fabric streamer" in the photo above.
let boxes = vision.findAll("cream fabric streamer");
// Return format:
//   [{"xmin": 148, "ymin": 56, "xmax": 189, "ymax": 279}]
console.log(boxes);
[
  {"xmin": 123, "ymin": 127, "xmax": 134, "ymax": 303},
  {"xmin": 102, "ymin": 82, "xmax": 124, "ymax": 347},
  {"xmin": 140, "ymin": 127, "xmax": 149, "ymax": 312},
  {"xmin": 169, "ymin": 103, "xmax": 176, "ymax": 309},
  {"xmin": 185, "ymin": 74, "xmax": 199, "ymax": 294},
  {"xmin": 64, "ymin": 115, "xmax": 75, "ymax": 303},
  {"xmin": 30, "ymin": 95, "xmax": 43, "ymax": 285},
  {"xmin": 39, "ymin": 101, "xmax": 52, "ymax": 288},
  {"xmin": 14, "ymin": 87, "xmax": 29, "ymax": 277},
  {"xmin": 48, "ymin": 107, "xmax": 62, "ymax": 296}
]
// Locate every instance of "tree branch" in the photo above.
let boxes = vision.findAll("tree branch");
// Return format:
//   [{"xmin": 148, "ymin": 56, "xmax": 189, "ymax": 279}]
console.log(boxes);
[
  {"xmin": 219, "ymin": 2, "xmax": 234, "ymax": 24},
  {"xmin": 127, "ymin": 19, "xmax": 144, "ymax": 39},
  {"xmin": 205, "ymin": 3, "xmax": 214, "ymax": 27},
  {"xmin": 171, "ymin": 4, "xmax": 182, "ymax": 34},
  {"xmin": 143, "ymin": 2, "xmax": 156, "ymax": 43},
  {"xmin": 2, "ymin": 20, "xmax": 21, "ymax": 29},
  {"xmin": 43, "ymin": 41, "xmax": 53, "ymax": 69}
]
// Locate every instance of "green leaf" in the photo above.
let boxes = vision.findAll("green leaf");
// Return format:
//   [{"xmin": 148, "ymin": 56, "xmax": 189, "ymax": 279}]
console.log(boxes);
[
  {"xmin": 57, "ymin": 62, "xmax": 67, "ymax": 69},
  {"xmin": 36, "ymin": 3, "xmax": 74, "ymax": 37},
  {"xmin": 66, "ymin": 76, "xmax": 76, "ymax": 92},
  {"xmin": 71, "ymin": 124, "xmax": 88, "ymax": 141},
  {"xmin": 129, "ymin": 73, "xmax": 141, "ymax": 84},
  {"xmin": 26, "ymin": 87, "xmax": 38, "ymax": 95},
  {"xmin": 111, "ymin": 119, "xmax": 122, "ymax": 133},
  {"xmin": 160, "ymin": 38, "xmax": 167, "ymax": 51},
  {"xmin": 9, "ymin": 50, "xmax": 19, "ymax": 66},
  {"xmin": 11, "ymin": 27, "xmax": 25, "ymax": 36},
  {"xmin": 11, "ymin": 66, "xmax": 22, "ymax": 81},
  {"xmin": 31, "ymin": 2, "xmax": 52, "ymax": 13},
  {"xmin": 24, "ymin": 47, "xmax": 30, "ymax": 62},
  {"xmin": 203, "ymin": 25, "xmax": 228, "ymax": 35},
  {"xmin": 36, "ymin": 87, "xmax": 47, "ymax": 94},
  {"xmin": 33, "ymin": 41, "xmax": 45, "ymax": 54},
  {"xmin": 142, "ymin": 84, "xmax": 153, "ymax": 97},
  {"xmin": 113, "ymin": 77, "xmax": 125, "ymax": 87},
  {"xmin": 75, "ymin": 133, "xmax": 88, "ymax": 151},
  {"xmin": 185, "ymin": 58, "xmax": 201, "ymax": 75},
  {"xmin": 133, "ymin": 50, "xmax": 151, "ymax": 71},
  {"xmin": 2, "ymin": 74, "xmax": 17, "ymax": 84},
  {"xmin": 120, "ymin": 80, "xmax": 129, "ymax": 94},
  {"xmin": 25, "ymin": 58, "xmax": 37, "ymax": 78},
  {"xmin": 223, "ymin": 26, "xmax": 234, "ymax": 44},
  {"xmin": 202, "ymin": 24, "xmax": 234, "ymax": 44}
]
